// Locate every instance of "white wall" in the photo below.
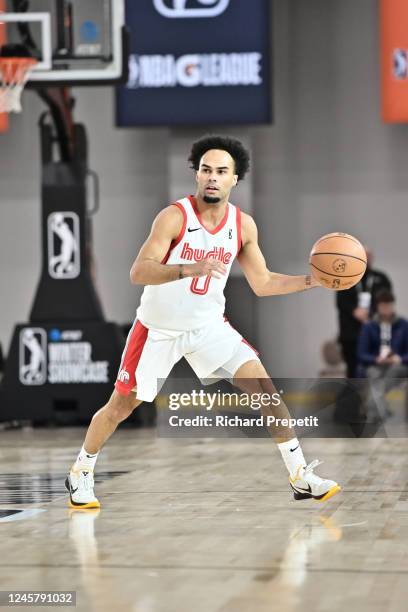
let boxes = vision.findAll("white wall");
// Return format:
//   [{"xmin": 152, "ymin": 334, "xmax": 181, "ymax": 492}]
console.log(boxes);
[
  {"xmin": 252, "ymin": 0, "xmax": 408, "ymax": 376},
  {"xmin": 1, "ymin": 0, "xmax": 407, "ymax": 377}
]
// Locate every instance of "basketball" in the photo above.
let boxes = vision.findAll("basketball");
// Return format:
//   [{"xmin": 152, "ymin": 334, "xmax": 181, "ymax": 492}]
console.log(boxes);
[{"xmin": 309, "ymin": 232, "xmax": 367, "ymax": 290}]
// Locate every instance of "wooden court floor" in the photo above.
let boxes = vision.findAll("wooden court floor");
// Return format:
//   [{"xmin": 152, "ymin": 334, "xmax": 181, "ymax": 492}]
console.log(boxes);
[{"xmin": 0, "ymin": 427, "xmax": 408, "ymax": 612}]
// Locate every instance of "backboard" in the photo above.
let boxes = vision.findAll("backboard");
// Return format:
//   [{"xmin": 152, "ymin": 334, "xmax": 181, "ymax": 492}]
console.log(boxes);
[{"xmin": 0, "ymin": 0, "xmax": 127, "ymax": 86}]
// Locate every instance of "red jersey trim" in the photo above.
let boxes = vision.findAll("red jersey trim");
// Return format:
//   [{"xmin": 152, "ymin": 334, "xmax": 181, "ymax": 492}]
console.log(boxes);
[
  {"xmin": 236, "ymin": 206, "xmax": 242, "ymax": 254},
  {"xmin": 171, "ymin": 202, "xmax": 187, "ymax": 248},
  {"xmin": 161, "ymin": 250, "xmax": 171, "ymax": 265},
  {"xmin": 161, "ymin": 202, "xmax": 187, "ymax": 264},
  {"xmin": 188, "ymin": 195, "xmax": 229, "ymax": 235}
]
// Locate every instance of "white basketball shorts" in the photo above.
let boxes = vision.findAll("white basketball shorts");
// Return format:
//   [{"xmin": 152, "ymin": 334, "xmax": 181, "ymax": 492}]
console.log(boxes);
[{"xmin": 115, "ymin": 317, "xmax": 260, "ymax": 402}]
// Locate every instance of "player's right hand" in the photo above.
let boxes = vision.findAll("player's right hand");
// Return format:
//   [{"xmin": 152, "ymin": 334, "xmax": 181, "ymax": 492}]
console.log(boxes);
[{"xmin": 188, "ymin": 257, "xmax": 227, "ymax": 279}]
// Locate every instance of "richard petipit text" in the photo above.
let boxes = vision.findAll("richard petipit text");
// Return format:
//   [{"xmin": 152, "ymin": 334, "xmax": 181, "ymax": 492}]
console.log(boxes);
[{"xmin": 168, "ymin": 415, "xmax": 319, "ymax": 428}]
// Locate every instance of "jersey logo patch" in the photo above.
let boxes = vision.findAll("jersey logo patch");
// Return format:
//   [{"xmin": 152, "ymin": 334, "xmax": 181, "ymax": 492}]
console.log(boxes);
[
  {"xmin": 118, "ymin": 369, "xmax": 130, "ymax": 384},
  {"xmin": 180, "ymin": 242, "xmax": 232, "ymax": 264}
]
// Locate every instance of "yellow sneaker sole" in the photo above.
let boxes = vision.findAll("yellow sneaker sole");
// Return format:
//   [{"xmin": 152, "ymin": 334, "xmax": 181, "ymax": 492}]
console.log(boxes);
[
  {"xmin": 68, "ymin": 499, "xmax": 101, "ymax": 510},
  {"xmin": 316, "ymin": 484, "xmax": 342, "ymax": 503}
]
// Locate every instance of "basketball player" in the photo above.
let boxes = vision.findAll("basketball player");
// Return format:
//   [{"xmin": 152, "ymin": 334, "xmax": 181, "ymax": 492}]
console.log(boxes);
[{"xmin": 66, "ymin": 136, "xmax": 341, "ymax": 508}]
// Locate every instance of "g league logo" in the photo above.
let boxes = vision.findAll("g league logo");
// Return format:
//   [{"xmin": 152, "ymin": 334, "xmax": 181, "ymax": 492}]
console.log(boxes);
[
  {"xmin": 393, "ymin": 49, "xmax": 408, "ymax": 80},
  {"xmin": 47, "ymin": 212, "xmax": 80, "ymax": 279},
  {"xmin": 19, "ymin": 328, "xmax": 47, "ymax": 386},
  {"xmin": 153, "ymin": 0, "xmax": 230, "ymax": 18}
]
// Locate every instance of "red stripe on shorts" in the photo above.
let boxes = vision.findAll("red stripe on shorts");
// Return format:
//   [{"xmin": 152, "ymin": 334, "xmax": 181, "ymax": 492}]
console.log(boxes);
[{"xmin": 115, "ymin": 320, "xmax": 148, "ymax": 396}]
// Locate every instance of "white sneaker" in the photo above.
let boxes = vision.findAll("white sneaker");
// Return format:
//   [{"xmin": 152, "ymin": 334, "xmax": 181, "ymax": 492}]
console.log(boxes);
[
  {"xmin": 289, "ymin": 460, "xmax": 341, "ymax": 502},
  {"xmin": 65, "ymin": 466, "xmax": 100, "ymax": 509}
]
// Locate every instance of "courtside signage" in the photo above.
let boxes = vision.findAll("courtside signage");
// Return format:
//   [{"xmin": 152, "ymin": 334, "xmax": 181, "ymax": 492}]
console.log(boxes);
[
  {"xmin": 117, "ymin": 0, "xmax": 271, "ymax": 125},
  {"xmin": 18, "ymin": 327, "xmax": 109, "ymax": 386},
  {"xmin": 381, "ymin": 0, "xmax": 408, "ymax": 122},
  {"xmin": 153, "ymin": 0, "xmax": 230, "ymax": 19},
  {"xmin": 127, "ymin": 53, "xmax": 262, "ymax": 89},
  {"xmin": 19, "ymin": 328, "xmax": 47, "ymax": 386},
  {"xmin": 47, "ymin": 212, "xmax": 80, "ymax": 280}
]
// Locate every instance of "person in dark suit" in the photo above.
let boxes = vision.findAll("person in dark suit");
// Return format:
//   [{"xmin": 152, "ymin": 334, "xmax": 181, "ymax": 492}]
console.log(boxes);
[
  {"xmin": 357, "ymin": 290, "xmax": 408, "ymax": 419},
  {"xmin": 336, "ymin": 248, "xmax": 392, "ymax": 377}
]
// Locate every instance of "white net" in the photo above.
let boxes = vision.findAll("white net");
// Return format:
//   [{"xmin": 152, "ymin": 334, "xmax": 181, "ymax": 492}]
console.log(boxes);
[{"xmin": 0, "ymin": 58, "xmax": 37, "ymax": 113}]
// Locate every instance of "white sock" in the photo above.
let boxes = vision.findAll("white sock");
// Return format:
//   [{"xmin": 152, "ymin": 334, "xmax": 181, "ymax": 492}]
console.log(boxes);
[
  {"xmin": 277, "ymin": 438, "xmax": 306, "ymax": 479},
  {"xmin": 74, "ymin": 445, "xmax": 99, "ymax": 471}
]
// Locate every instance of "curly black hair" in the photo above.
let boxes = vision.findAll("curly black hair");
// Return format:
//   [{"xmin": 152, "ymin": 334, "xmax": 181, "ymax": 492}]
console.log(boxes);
[{"xmin": 188, "ymin": 135, "xmax": 250, "ymax": 181}]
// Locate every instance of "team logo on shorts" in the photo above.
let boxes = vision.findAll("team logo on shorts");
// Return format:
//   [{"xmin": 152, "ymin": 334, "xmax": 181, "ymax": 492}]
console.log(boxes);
[
  {"xmin": 153, "ymin": 0, "xmax": 230, "ymax": 19},
  {"xmin": 19, "ymin": 328, "xmax": 47, "ymax": 386},
  {"xmin": 332, "ymin": 259, "xmax": 346, "ymax": 273},
  {"xmin": 47, "ymin": 212, "xmax": 80, "ymax": 279},
  {"xmin": 118, "ymin": 369, "xmax": 130, "ymax": 384}
]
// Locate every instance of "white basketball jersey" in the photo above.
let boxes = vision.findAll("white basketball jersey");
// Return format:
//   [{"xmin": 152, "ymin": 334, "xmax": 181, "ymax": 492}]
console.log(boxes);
[{"xmin": 136, "ymin": 196, "xmax": 242, "ymax": 331}]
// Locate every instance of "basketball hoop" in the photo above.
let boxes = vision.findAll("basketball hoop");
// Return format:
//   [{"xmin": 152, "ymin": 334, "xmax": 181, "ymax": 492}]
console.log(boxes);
[{"xmin": 0, "ymin": 56, "xmax": 37, "ymax": 113}]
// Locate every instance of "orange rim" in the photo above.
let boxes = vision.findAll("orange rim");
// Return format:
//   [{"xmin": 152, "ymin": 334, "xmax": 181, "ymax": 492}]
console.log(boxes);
[{"xmin": 0, "ymin": 57, "xmax": 37, "ymax": 83}]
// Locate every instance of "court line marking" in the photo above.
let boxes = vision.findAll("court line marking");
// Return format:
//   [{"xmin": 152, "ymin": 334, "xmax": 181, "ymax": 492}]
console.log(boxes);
[
  {"xmin": 336, "ymin": 521, "xmax": 367, "ymax": 527},
  {"xmin": 47, "ymin": 489, "xmax": 408, "ymax": 494},
  {"xmin": 0, "ymin": 563, "xmax": 407, "ymax": 574},
  {"xmin": 0, "ymin": 509, "xmax": 47, "ymax": 522}
]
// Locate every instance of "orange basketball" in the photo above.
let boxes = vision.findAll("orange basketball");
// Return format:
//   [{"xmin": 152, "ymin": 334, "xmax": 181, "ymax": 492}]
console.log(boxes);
[{"xmin": 309, "ymin": 233, "xmax": 367, "ymax": 291}]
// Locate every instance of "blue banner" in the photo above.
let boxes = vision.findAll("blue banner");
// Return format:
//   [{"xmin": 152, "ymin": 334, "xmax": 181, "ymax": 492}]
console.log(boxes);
[{"xmin": 116, "ymin": 0, "xmax": 272, "ymax": 126}]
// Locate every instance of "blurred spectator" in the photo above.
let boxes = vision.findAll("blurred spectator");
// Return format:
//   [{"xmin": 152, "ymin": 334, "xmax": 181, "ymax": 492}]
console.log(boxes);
[
  {"xmin": 319, "ymin": 340, "xmax": 346, "ymax": 378},
  {"xmin": 336, "ymin": 248, "xmax": 392, "ymax": 377},
  {"xmin": 357, "ymin": 290, "xmax": 408, "ymax": 419}
]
